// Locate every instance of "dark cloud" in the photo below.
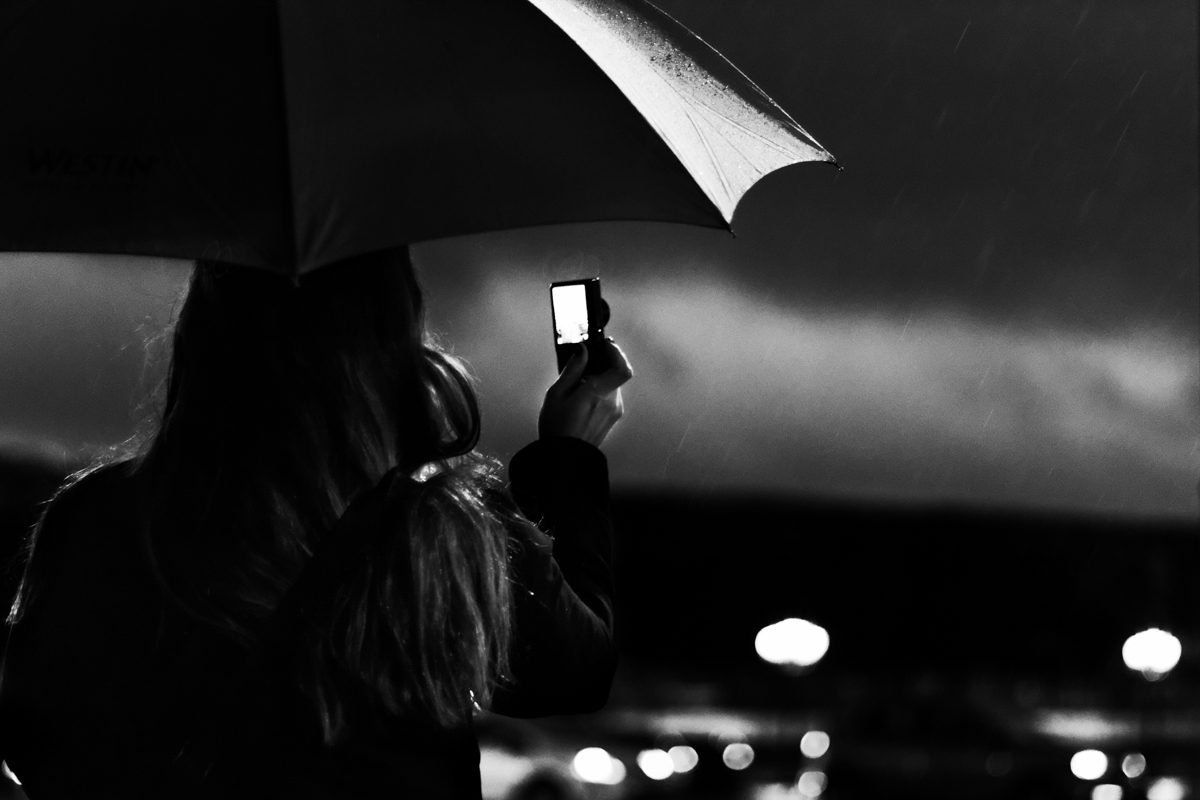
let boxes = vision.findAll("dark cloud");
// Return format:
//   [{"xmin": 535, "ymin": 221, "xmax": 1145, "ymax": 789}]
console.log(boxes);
[
  {"xmin": 413, "ymin": 260, "xmax": 1198, "ymax": 517},
  {"xmin": 650, "ymin": 0, "xmax": 1198, "ymax": 338}
]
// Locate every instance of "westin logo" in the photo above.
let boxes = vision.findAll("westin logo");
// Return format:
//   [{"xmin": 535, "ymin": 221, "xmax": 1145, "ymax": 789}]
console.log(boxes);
[{"xmin": 27, "ymin": 149, "xmax": 158, "ymax": 179}]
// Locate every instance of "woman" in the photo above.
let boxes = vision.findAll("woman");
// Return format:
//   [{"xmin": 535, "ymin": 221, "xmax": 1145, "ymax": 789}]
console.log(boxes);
[{"xmin": 0, "ymin": 247, "xmax": 632, "ymax": 798}]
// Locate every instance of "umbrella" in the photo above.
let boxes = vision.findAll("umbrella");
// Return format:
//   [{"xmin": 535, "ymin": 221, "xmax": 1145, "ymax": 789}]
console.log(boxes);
[{"xmin": 0, "ymin": 0, "xmax": 835, "ymax": 278}]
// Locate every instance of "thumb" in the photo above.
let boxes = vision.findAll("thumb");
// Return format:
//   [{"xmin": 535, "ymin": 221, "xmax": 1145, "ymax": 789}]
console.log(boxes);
[{"xmin": 549, "ymin": 344, "xmax": 588, "ymax": 396}]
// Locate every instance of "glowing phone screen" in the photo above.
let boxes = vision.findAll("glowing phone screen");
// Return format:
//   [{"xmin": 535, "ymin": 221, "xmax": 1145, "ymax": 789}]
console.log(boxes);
[{"xmin": 553, "ymin": 284, "xmax": 589, "ymax": 344}]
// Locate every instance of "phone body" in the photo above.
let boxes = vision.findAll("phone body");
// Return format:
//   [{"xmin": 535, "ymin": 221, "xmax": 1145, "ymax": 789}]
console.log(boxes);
[{"xmin": 550, "ymin": 278, "xmax": 611, "ymax": 376}]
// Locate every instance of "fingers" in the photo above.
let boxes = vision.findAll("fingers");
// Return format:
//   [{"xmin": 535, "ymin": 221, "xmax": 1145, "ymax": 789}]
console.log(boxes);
[
  {"xmin": 584, "ymin": 339, "xmax": 634, "ymax": 394},
  {"xmin": 605, "ymin": 339, "xmax": 634, "ymax": 381},
  {"xmin": 547, "ymin": 344, "xmax": 588, "ymax": 397}
]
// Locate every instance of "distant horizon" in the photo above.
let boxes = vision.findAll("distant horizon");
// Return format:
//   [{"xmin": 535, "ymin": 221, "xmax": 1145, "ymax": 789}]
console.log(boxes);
[{"xmin": 0, "ymin": 419, "xmax": 1194, "ymax": 525}]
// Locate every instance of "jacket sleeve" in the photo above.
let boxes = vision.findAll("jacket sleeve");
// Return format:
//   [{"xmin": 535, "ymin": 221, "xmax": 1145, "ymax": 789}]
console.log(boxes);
[{"xmin": 487, "ymin": 437, "xmax": 617, "ymax": 718}]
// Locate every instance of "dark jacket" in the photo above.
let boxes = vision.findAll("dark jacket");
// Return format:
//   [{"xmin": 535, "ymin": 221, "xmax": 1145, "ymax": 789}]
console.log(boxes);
[{"xmin": 0, "ymin": 437, "xmax": 616, "ymax": 799}]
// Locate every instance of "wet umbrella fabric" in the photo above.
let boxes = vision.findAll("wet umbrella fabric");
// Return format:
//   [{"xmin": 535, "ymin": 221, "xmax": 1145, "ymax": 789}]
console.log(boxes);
[{"xmin": 0, "ymin": 0, "xmax": 834, "ymax": 278}]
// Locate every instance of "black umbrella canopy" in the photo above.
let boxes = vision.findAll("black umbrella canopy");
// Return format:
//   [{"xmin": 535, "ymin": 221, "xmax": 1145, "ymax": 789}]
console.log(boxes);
[{"xmin": 0, "ymin": 0, "xmax": 832, "ymax": 277}]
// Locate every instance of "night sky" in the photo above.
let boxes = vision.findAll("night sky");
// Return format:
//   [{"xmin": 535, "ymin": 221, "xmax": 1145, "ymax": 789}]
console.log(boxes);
[{"xmin": 1, "ymin": 0, "xmax": 1196, "ymax": 517}]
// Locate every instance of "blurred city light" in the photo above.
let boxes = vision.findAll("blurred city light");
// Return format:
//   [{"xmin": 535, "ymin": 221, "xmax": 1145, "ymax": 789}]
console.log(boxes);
[
  {"xmin": 797, "ymin": 770, "xmax": 828, "ymax": 798},
  {"xmin": 755, "ymin": 618, "xmax": 829, "ymax": 667},
  {"xmin": 668, "ymin": 745, "xmax": 699, "ymax": 773},
  {"xmin": 650, "ymin": 710, "xmax": 755, "ymax": 741},
  {"xmin": 800, "ymin": 731, "xmax": 830, "ymax": 759},
  {"xmin": 722, "ymin": 743, "xmax": 755, "ymax": 770},
  {"xmin": 1147, "ymin": 777, "xmax": 1188, "ymax": 800},
  {"xmin": 1122, "ymin": 628, "xmax": 1182, "ymax": 680},
  {"xmin": 1070, "ymin": 750, "xmax": 1109, "ymax": 780},
  {"xmin": 572, "ymin": 748, "xmax": 626, "ymax": 785},
  {"xmin": 753, "ymin": 783, "xmax": 801, "ymax": 800},
  {"xmin": 1034, "ymin": 710, "xmax": 1136, "ymax": 743},
  {"xmin": 1093, "ymin": 785, "xmax": 1123, "ymax": 800},
  {"xmin": 637, "ymin": 749, "xmax": 675, "ymax": 780},
  {"xmin": 1121, "ymin": 753, "xmax": 1147, "ymax": 779}
]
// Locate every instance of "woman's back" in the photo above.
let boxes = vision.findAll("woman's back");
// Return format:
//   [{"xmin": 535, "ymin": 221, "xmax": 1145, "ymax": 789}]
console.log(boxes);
[
  {"xmin": 1, "ymin": 437, "xmax": 619, "ymax": 799},
  {"xmin": 0, "ymin": 461, "xmax": 250, "ymax": 796},
  {"xmin": 0, "ymin": 249, "xmax": 631, "ymax": 798}
]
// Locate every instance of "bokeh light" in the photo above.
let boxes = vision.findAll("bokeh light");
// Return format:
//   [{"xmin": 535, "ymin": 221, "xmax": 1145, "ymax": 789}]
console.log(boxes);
[
  {"xmin": 754, "ymin": 783, "xmax": 801, "ymax": 800},
  {"xmin": 797, "ymin": 770, "xmax": 828, "ymax": 798},
  {"xmin": 1093, "ymin": 785, "xmax": 1123, "ymax": 800},
  {"xmin": 800, "ymin": 731, "xmax": 830, "ymax": 759},
  {"xmin": 1121, "ymin": 753, "xmax": 1147, "ymax": 779},
  {"xmin": 1122, "ymin": 629, "xmax": 1182, "ymax": 679},
  {"xmin": 668, "ymin": 745, "xmax": 699, "ymax": 773},
  {"xmin": 1070, "ymin": 750, "xmax": 1108, "ymax": 781},
  {"xmin": 1147, "ymin": 777, "xmax": 1188, "ymax": 800},
  {"xmin": 722, "ymin": 743, "xmax": 755, "ymax": 770},
  {"xmin": 637, "ymin": 749, "xmax": 675, "ymax": 780},
  {"xmin": 572, "ymin": 747, "xmax": 626, "ymax": 785},
  {"xmin": 755, "ymin": 618, "xmax": 829, "ymax": 667}
]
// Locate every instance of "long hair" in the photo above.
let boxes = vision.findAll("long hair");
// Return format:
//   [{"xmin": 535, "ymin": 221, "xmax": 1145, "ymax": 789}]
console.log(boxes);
[{"xmin": 14, "ymin": 248, "xmax": 518, "ymax": 743}]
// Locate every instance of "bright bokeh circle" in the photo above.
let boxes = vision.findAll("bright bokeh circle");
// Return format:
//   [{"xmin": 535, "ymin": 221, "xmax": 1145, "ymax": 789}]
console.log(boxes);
[
  {"xmin": 755, "ymin": 619, "xmax": 830, "ymax": 667},
  {"xmin": 800, "ymin": 731, "xmax": 830, "ymax": 759},
  {"xmin": 722, "ymin": 743, "xmax": 755, "ymax": 770},
  {"xmin": 1121, "ymin": 753, "xmax": 1146, "ymax": 779},
  {"xmin": 637, "ymin": 749, "xmax": 675, "ymax": 781},
  {"xmin": 668, "ymin": 745, "xmax": 699, "ymax": 773},
  {"xmin": 1122, "ymin": 629, "xmax": 1182, "ymax": 677},
  {"xmin": 1070, "ymin": 750, "xmax": 1108, "ymax": 781},
  {"xmin": 572, "ymin": 747, "xmax": 625, "ymax": 785},
  {"xmin": 1146, "ymin": 777, "xmax": 1188, "ymax": 800},
  {"xmin": 797, "ymin": 770, "xmax": 828, "ymax": 798}
]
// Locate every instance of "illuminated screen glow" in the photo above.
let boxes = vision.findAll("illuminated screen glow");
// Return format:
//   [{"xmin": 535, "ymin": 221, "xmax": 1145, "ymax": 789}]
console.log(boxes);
[{"xmin": 553, "ymin": 284, "xmax": 590, "ymax": 344}]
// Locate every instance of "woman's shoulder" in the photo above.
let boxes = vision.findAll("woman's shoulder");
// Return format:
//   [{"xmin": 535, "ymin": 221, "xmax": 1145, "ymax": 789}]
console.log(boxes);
[
  {"xmin": 44, "ymin": 457, "xmax": 139, "ymax": 518},
  {"xmin": 31, "ymin": 457, "xmax": 142, "ymax": 553},
  {"xmin": 9, "ymin": 457, "xmax": 146, "ymax": 624}
]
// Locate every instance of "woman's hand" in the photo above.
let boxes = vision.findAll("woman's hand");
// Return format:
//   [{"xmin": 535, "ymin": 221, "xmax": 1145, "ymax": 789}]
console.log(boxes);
[{"xmin": 538, "ymin": 340, "xmax": 634, "ymax": 448}]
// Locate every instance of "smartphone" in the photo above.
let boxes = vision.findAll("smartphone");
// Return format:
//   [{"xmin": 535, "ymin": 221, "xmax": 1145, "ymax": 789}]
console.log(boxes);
[{"xmin": 550, "ymin": 278, "xmax": 611, "ymax": 376}]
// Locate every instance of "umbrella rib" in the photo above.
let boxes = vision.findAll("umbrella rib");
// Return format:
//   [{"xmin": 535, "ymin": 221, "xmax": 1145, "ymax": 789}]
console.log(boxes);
[
  {"xmin": 642, "ymin": 63, "xmax": 827, "ymax": 197},
  {"xmin": 690, "ymin": 97, "xmax": 826, "ymax": 160},
  {"xmin": 652, "ymin": 67, "xmax": 825, "ymax": 164},
  {"xmin": 641, "ymin": 0, "xmax": 831, "ymax": 156},
  {"xmin": 680, "ymin": 104, "xmax": 735, "ymax": 216},
  {"xmin": 686, "ymin": 102, "xmax": 764, "ymax": 176},
  {"xmin": 271, "ymin": 0, "xmax": 299, "ymax": 273}
]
